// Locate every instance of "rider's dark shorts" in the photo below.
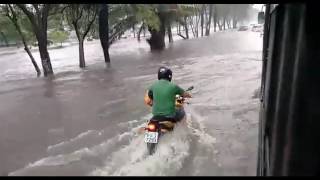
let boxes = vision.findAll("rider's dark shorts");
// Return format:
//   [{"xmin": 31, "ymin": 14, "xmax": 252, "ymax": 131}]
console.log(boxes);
[{"xmin": 152, "ymin": 108, "xmax": 186, "ymax": 122}]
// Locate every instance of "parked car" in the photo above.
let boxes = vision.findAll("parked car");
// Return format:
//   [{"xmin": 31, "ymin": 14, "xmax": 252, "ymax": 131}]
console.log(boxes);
[
  {"xmin": 252, "ymin": 24, "xmax": 264, "ymax": 32},
  {"xmin": 32, "ymin": 40, "xmax": 53, "ymax": 46},
  {"xmin": 238, "ymin": 25, "xmax": 249, "ymax": 31},
  {"xmin": 249, "ymin": 23, "xmax": 256, "ymax": 29}
]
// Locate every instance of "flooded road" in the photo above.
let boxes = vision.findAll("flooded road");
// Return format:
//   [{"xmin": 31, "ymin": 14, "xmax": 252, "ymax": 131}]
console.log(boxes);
[{"xmin": 0, "ymin": 31, "xmax": 262, "ymax": 176}]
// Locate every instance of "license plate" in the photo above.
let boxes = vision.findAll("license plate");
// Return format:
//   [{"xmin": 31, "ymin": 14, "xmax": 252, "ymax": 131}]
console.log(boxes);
[{"xmin": 144, "ymin": 131, "xmax": 158, "ymax": 143}]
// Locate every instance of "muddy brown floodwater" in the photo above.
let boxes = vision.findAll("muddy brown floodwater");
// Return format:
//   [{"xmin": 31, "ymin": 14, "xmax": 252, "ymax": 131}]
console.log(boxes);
[{"xmin": 0, "ymin": 31, "xmax": 262, "ymax": 176}]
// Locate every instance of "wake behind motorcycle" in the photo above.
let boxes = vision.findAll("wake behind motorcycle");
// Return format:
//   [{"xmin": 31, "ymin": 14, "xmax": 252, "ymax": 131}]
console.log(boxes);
[{"xmin": 143, "ymin": 86, "xmax": 194, "ymax": 155}]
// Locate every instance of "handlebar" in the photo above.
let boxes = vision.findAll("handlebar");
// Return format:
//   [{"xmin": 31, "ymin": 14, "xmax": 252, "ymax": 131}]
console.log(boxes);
[
  {"xmin": 176, "ymin": 86, "xmax": 194, "ymax": 105},
  {"xmin": 186, "ymin": 86, "xmax": 194, "ymax": 92}
]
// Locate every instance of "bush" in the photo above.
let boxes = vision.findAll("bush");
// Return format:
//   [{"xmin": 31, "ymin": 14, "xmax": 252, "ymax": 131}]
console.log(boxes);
[{"xmin": 48, "ymin": 30, "xmax": 69, "ymax": 46}]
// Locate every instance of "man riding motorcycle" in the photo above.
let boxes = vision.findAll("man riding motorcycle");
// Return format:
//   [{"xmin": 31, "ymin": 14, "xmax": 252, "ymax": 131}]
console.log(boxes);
[{"xmin": 144, "ymin": 66, "xmax": 192, "ymax": 123}]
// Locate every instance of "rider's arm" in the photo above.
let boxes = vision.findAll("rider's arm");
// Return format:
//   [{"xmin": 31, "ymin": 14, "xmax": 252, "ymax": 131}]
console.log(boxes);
[
  {"xmin": 176, "ymin": 85, "xmax": 192, "ymax": 98},
  {"xmin": 144, "ymin": 88, "xmax": 153, "ymax": 106},
  {"xmin": 148, "ymin": 89, "xmax": 153, "ymax": 100}
]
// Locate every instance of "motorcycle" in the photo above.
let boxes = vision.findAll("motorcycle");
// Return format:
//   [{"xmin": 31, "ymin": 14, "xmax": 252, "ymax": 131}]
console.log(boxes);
[{"xmin": 143, "ymin": 86, "xmax": 194, "ymax": 155}]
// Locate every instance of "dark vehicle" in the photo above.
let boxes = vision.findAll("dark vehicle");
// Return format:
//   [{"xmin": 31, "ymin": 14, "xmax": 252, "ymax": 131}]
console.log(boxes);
[
  {"xmin": 252, "ymin": 24, "xmax": 263, "ymax": 32},
  {"xmin": 257, "ymin": 4, "xmax": 320, "ymax": 176},
  {"xmin": 238, "ymin": 25, "xmax": 249, "ymax": 31}
]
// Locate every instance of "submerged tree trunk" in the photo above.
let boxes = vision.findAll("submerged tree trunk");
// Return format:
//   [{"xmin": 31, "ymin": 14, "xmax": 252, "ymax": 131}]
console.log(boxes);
[
  {"xmin": 21, "ymin": 31, "xmax": 41, "ymax": 76},
  {"xmin": 147, "ymin": 27, "xmax": 165, "ymax": 50},
  {"xmin": 167, "ymin": 22, "xmax": 173, "ymax": 43},
  {"xmin": 205, "ymin": 4, "xmax": 213, "ymax": 36},
  {"xmin": 72, "ymin": 5, "xmax": 98, "ymax": 69},
  {"xmin": 78, "ymin": 39, "xmax": 85, "ymax": 68},
  {"xmin": 177, "ymin": 23, "xmax": 179, "ymax": 34},
  {"xmin": 195, "ymin": 14, "xmax": 199, "ymax": 37},
  {"xmin": 37, "ymin": 31, "xmax": 53, "ymax": 76},
  {"xmin": 189, "ymin": 16, "xmax": 196, "ymax": 38},
  {"xmin": 217, "ymin": 20, "xmax": 222, "ymax": 31},
  {"xmin": 24, "ymin": 44, "xmax": 41, "ymax": 76},
  {"xmin": 233, "ymin": 17, "xmax": 238, "ymax": 29},
  {"xmin": 17, "ymin": 4, "xmax": 53, "ymax": 77},
  {"xmin": 16, "ymin": 23, "xmax": 41, "ymax": 76},
  {"xmin": 147, "ymin": 12, "xmax": 165, "ymax": 50},
  {"xmin": 227, "ymin": 19, "xmax": 231, "ymax": 29},
  {"xmin": 213, "ymin": 6, "xmax": 217, "ymax": 32},
  {"xmin": 5, "ymin": 5, "xmax": 41, "ymax": 76},
  {"xmin": 17, "ymin": 4, "xmax": 53, "ymax": 76},
  {"xmin": 132, "ymin": 24, "xmax": 135, "ymax": 38},
  {"xmin": 99, "ymin": 4, "xmax": 110, "ymax": 64},
  {"xmin": 200, "ymin": 5, "xmax": 204, "ymax": 37},
  {"xmin": 0, "ymin": 32, "xmax": 9, "ymax": 47},
  {"xmin": 137, "ymin": 23, "xmax": 144, "ymax": 42},
  {"xmin": 184, "ymin": 16, "xmax": 189, "ymax": 39}
]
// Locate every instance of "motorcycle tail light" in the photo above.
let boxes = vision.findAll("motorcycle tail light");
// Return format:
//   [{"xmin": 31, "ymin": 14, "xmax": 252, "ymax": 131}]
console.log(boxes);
[{"xmin": 148, "ymin": 124, "xmax": 156, "ymax": 131}]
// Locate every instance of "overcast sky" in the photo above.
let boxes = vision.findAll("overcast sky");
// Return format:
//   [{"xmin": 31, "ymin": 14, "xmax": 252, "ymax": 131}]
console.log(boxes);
[{"xmin": 253, "ymin": 4, "xmax": 264, "ymax": 11}]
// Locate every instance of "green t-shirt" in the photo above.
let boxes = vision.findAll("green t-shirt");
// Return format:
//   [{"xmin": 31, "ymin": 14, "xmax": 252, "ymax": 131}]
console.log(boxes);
[{"xmin": 148, "ymin": 79, "xmax": 185, "ymax": 116}]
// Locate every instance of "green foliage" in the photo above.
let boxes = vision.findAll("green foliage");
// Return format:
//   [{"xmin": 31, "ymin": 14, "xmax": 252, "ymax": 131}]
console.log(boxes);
[
  {"xmin": 0, "ymin": 15, "xmax": 20, "ymax": 43},
  {"xmin": 18, "ymin": 11, "xmax": 36, "ymax": 44},
  {"xmin": 88, "ymin": 18, "xmax": 99, "ymax": 39},
  {"xmin": 178, "ymin": 4, "xmax": 195, "ymax": 17},
  {"xmin": 64, "ymin": 4, "xmax": 98, "ymax": 40},
  {"xmin": 0, "ymin": 4, "xmax": 37, "ymax": 45},
  {"xmin": 134, "ymin": 5, "xmax": 160, "ymax": 31},
  {"xmin": 48, "ymin": 13, "xmax": 65, "ymax": 31},
  {"xmin": 48, "ymin": 30, "xmax": 69, "ymax": 46}
]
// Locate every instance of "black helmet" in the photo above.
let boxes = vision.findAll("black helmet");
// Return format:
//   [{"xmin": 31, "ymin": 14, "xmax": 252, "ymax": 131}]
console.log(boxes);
[{"xmin": 158, "ymin": 66, "xmax": 172, "ymax": 81}]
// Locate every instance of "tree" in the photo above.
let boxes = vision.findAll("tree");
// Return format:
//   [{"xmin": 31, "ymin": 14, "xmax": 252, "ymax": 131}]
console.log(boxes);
[
  {"xmin": 17, "ymin": 4, "xmax": 58, "ymax": 76},
  {"xmin": 98, "ymin": 4, "xmax": 110, "ymax": 65},
  {"xmin": 137, "ymin": 22, "xmax": 147, "ymax": 41},
  {"xmin": 167, "ymin": 19, "xmax": 173, "ymax": 43},
  {"xmin": 47, "ymin": 11, "xmax": 69, "ymax": 47},
  {"xmin": 1, "ymin": 4, "xmax": 41, "ymax": 76},
  {"xmin": 132, "ymin": 4, "xmax": 179, "ymax": 50},
  {"xmin": 147, "ymin": 13, "xmax": 165, "ymax": 50},
  {"xmin": 84, "ymin": 4, "xmax": 130, "ymax": 65},
  {"xmin": 97, "ymin": 4, "xmax": 140, "ymax": 55},
  {"xmin": 100, "ymin": 4, "xmax": 179, "ymax": 50},
  {"xmin": 0, "ymin": 32, "xmax": 8, "ymax": 46},
  {"xmin": 205, "ymin": 4, "xmax": 213, "ymax": 36},
  {"xmin": 48, "ymin": 11, "xmax": 65, "ymax": 31},
  {"xmin": 64, "ymin": 4, "xmax": 98, "ymax": 68},
  {"xmin": 88, "ymin": 16, "xmax": 99, "ymax": 39},
  {"xmin": 163, "ymin": 5, "xmax": 179, "ymax": 43},
  {"xmin": 145, "ymin": 4, "xmax": 167, "ymax": 50},
  {"xmin": 178, "ymin": 4, "xmax": 194, "ymax": 39},
  {"xmin": 188, "ymin": 4, "xmax": 201, "ymax": 38},
  {"xmin": 200, "ymin": 4, "xmax": 205, "ymax": 37},
  {"xmin": 48, "ymin": 30, "xmax": 69, "ymax": 47},
  {"xmin": 212, "ymin": 4, "xmax": 249, "ymax": 31},
  {"xmin": 183, "ymin": 16, "xmax": 189, "ymax": 39},
  {"xmin": 0, "ymin": 14, "xmax": 20, "ymax": 46},
  {"xmin": 213, "ymin": 5, "xmax": 217, "ymax": 32},
  {"xmin": 229, "ymin": 4, "xmax": 250, "ymax": 29},
  {"xmin": 216, "ymin": 4, "xmax": 230, "ymax": 31}
]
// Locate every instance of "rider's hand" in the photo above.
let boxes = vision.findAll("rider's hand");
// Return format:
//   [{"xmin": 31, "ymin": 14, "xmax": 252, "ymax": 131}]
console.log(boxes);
[{"xmin": 183, "ymin": 92, "xmax": 192, "ymax": 98}]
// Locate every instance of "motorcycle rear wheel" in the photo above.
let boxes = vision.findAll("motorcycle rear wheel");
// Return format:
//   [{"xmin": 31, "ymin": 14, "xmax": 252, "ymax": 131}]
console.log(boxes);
[{"xmin": 147, "ymin": 143, "xmax": 157, "ymax": 155}]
